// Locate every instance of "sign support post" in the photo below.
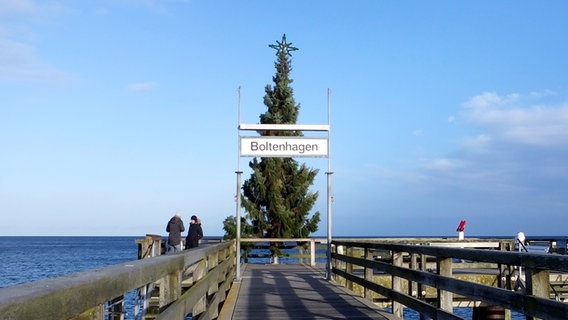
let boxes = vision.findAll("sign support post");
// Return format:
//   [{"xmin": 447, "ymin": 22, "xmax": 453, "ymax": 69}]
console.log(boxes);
[
  {"xmin": 326, "ymin": 88, "xmax": 333, "ymax": 280},
  {"xmin": 235, "ymin": 170, "xmax": 242, "ymax": 281}
]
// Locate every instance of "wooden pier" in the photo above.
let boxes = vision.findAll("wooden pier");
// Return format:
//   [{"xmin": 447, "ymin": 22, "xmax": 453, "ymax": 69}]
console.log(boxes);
[
  {"xmin": 218, "ymin": 264, "xmax": 397, "ymax": 320},
  {"xmin": 2, "ymin": 236, "xmax": 568, "ymax": 320}
]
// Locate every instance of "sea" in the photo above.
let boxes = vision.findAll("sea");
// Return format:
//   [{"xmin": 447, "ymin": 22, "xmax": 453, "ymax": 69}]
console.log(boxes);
[
  {"xmin": 0, "ymin": 236, "xmax": 141, "ymax": 319},
  {"xmin": 0, "ymin": 236, "xmax": 552, "ymax": 320}
]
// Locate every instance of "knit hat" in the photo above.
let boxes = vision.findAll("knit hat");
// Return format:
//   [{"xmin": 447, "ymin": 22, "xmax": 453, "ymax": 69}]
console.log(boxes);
[{"xmin": 191, "ymin": 215, "xmax": 198, "ymax": 221}]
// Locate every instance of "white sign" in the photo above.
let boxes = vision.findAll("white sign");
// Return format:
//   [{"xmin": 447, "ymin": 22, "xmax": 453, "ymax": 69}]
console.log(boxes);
[{"xmin": 240, "ymin": 136, "xmax": 328, "ymax": 158}]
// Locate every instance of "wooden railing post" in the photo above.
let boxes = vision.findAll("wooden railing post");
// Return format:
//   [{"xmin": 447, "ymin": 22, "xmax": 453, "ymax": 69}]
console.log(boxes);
[
  {"xmin": 346, "ymin": 246, "xmax": 354, "ymax": 291},
  {"xmin": 107, "ymin": 296, "xmax": 124, "ymax": 320},
  {"xmin": 192, "ymin": 259, "xmax": 208, "ymax": 317},
  {"xmin": 310, "ymin": 239, "xmax": 316, "ymax": 266},
  {"xmin": 137, "ymin": 234, "xmax": 162, "ymax": 259},
  {"xmin": 364, "ymin": 247, "xmax": 373, "ymax": 300},
  {"xmin": 409, "ymin": 253, "xmax": 419, "ymax": 298},
  {"xmin": 331, "ymin": 243, "xmax": 338, "ymax": 281},
  {"xmin": 419, "ymin": 253, "xmax": 427, "ymax": 301},
  {"xmin": 159, "ymin": 270, "xmax": 182, "ymax": 309},
  {"xmin": 392, "ymin": 251, "xmax": 403, "ymax": 318},
  {"xmin": 206, "ymin": 252, "xmax": 220, "ymax": 319},
  {"xmin": 437, "ymin": 257, "xmax": 453, "ymax": 312},
  {"xmin": 208, "ymin": 251, "xmax": 219, "ymax": 296},
  {"xmin": 72, "ymin": 304, "xmax": 105, "ymax": 320},
  {"xmin": 526, "ymin": 267, "xmax": 550, "ymax": 320}
]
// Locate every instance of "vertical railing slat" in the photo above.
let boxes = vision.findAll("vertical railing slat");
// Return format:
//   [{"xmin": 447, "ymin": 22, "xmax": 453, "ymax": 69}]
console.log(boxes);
[{"xmin": 392, "ymin": 251, "xmax": 403, "ymax": 318}]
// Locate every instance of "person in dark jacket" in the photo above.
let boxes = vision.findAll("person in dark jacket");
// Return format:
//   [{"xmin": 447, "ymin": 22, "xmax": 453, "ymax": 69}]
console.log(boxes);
[
  {"xmin": 185, "ymin": 215, "xmax": 203, "ymax": 249},
  {"xmin": 166, "ymin": 211, "xmax": 185, "ymax": 254}
]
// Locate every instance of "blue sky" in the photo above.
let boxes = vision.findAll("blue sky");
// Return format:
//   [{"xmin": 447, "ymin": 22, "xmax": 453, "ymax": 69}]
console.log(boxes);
[{"xmin": 2, "ymin": 1, "xmax": 568, "ymax": 238}]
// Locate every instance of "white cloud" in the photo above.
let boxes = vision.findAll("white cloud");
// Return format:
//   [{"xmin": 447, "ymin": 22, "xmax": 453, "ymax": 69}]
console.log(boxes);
[
  {"xmin": 420, "ymin": 157, "xmax": 469, "ymax": 171},
  {"xmin": 121, "ymin": 0, "xmax": 168, "ymax": 13},
  {"xmin": 462, "ymin": 91, "xmax": 568, "ymax": 147},
  {"xmin": 0, "ymin": 1, "xmax": 73, "ymax": 84},
  {"xmin": 463, "ymin": 91, "xmax": 520, "ymax": 110},
  {"xmin": 528, "ymin": 89, "xmax": 556, "ymax": 99},
  {"xmin": 0, "ymin": 38, "xmax": 69, "ymax": 83},
  {"xmin": 0, "ymin": 0, "xmax": 38, "ymax": 15},
  {"xmin": 398, "ymin": 89, "xmax": 568, "ymax": 215},
  {"xmin": 0, "ymin": 0, "xmax": 70, "ymax": 17},
  {"xmin": 460, "ymin": 134, "xmax": 491, "ymax": 150},
  {"xmin": 126, "ymin": 81, "xmax": 158, "ymax": 92}
]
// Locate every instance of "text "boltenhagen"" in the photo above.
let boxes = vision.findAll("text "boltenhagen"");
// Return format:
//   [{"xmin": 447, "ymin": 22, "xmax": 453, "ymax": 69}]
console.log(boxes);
[{"xmin": 240, "ymin": 137, "xmax": 328, "ymax": 158}]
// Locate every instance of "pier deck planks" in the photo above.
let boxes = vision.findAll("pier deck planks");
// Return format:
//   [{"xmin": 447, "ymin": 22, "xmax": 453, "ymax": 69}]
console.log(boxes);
[{"xmin": 226, "ymin": 264, "xmax": 398, "ymax": 320}]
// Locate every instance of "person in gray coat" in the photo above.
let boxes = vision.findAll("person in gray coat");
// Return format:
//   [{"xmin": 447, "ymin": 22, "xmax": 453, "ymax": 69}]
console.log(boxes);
[{"xmin": 166, "ymin": 211, "xmax": 185, "ymax": 253}]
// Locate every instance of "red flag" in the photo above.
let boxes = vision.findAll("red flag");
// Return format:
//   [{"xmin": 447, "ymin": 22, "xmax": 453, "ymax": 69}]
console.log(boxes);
[{"xmin": 456, "ymin": 220, "xmax": 466, "ymax": 232}]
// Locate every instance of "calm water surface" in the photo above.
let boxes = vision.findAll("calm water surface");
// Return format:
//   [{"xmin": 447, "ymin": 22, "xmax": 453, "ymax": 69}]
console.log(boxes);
[{"xmin": 0, "ymin": 236, "xmax": 138, "ymax": 287}]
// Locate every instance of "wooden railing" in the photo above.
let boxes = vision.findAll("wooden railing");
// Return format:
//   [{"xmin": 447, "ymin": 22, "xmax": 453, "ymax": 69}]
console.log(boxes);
[
  {"xmin": 331, "ymin": 239, "xmax": 568, "ymax": 320},
  {"xmin": 0, "ymin": 240, "xmax": 235, "ymax": 320},
  {"xmin": 239, "ymin": 237, "xmax": 328, "ymax": 266},
  {"xmin": 7, "ymin": 236, "xmax": 566, "ymax": 320}
]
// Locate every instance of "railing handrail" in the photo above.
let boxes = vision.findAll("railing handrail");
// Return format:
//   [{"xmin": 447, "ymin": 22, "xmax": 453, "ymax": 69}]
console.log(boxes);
[
  {"xmin": 237, "ymin": 237, "xmax": 327, "ymax": 267},
  {"xmin": 333, "ymin": 239, "xmax": 568, "ymax": 272},
  {"xmin": 331, "ymin": 239, "xmax": 568, "ymax": 320},
  {"xmin": 0, "ymin": 241, "xmax": 235, "ymax": 320},
  {"xmin": 239, "ymin": 237, "xmax": 326, "ymax": 242}
]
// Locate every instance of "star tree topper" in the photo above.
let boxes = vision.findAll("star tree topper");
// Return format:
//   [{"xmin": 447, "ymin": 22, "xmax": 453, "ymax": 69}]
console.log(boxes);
[{"xmin": 269, "ymin": 34, "xmax": 299, "ymax": 56}]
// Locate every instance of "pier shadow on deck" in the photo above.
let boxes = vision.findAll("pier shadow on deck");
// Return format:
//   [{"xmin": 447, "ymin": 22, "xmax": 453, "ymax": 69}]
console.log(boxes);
[{"xmin": 220, "ymin": 264, "xmax": 398, "ymax": 320}]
